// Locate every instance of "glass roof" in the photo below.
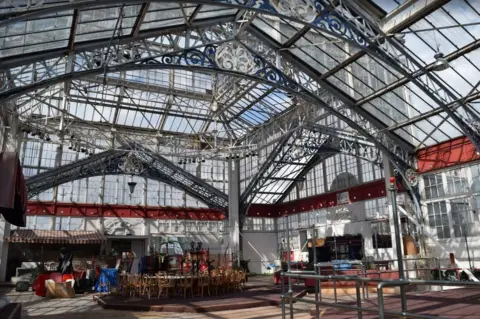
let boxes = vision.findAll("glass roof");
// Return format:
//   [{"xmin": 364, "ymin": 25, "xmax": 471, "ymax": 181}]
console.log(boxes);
[{"xmin": 1, "ymin": 0, "xmax": 480, "ymax": 200}]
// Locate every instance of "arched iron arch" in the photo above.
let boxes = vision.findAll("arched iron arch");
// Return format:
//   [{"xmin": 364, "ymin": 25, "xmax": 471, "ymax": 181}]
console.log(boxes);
[
  {"xmin": 10, "ymin": 42, "xmax": 422, "ymax": 227},
  {"xmin": 26, "ymin": 149, "xmax": 228, "ymax": 210},
  {"xmin": 0, "ymin": 44, "xmax": 413, "ymax": 175},
  {"xmin": 0, "ymin": 0, "xmax": 371, "ymax": 50},
  {"xmin": 240, "ymin": 124, "xmax": 385, "ymax": 207},
  {"xmin": 1, "ymin": 0, "xmax": 477, "ymax": 156},
  {"xmin": 273, "ymin": 148, "xmax": 383, "ymax": 205}
]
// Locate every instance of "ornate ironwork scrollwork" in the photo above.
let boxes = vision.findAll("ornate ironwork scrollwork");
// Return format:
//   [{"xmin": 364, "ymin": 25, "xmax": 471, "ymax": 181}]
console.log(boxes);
[
  {"xmin": 118, "ymin": 152, "xmax": 145, "ymax": 175},
  {"xmin": 252, "ymin": 56, "xmax": 301, "ymax": 92},
  {"xmin": 405, "ymin": 169, "xmax": 419, "ymax": 187},
  {"xmin": 155, "ymin": 46, "xmax": 216, "ymax": 67},
  {"xmin": 215, "ymin": 42, "xmax": 256, "ymax": 73},
  {"xmin": 219, "ymin": 0, "xmax": 367, "ymax": 47},
  {"xmin": 271, "ymin": 0, "xmax": 322, "ymax": 23},
  {"xmin": 314, "ymin": 11, "xmax": 367, "ymax": 47}
]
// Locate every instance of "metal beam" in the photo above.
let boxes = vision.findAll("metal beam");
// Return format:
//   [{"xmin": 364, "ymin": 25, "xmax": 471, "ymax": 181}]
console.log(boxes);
[
  {"xmin": 1, "ymin": 38, "xmax": 415, "ymax": 176},
  {"xmin": 228, "ymin": 87, "xmax": 276, "ymax": 123},
  {"xmin": 342, "ymin": 0, "xmax": 480, "ymax": 151},
  {"xmin": 387, "ymin": 91, "xmax": 480, "ymax": 132},
  {"xmin": 0, "ymin": 15, "xmax": 236, "ymax": 70},
  {"xmin": 81, "ymin": 75, "xmax": 213, "ymax": 101},
  {"xmin": 240, "ymin": 130, "xmax": 295, "ymax": 206},
  {"xmin": 276, "ymin": 153, "xmax": 332, "ymax": 204},
  {"xmin": 67, "ymin": 9, "xmax": 79, "ymax": 50},
  {"xmin": 247, "ymin": 25, "xmax": 414, "ymax": 153},
  {"xmin": 26, "ymin": 148, "xmax": 229, "ymax": 210},
  {"xmin": 380, "ymin": 0, "xmax": 451, "ymax": 33},
  {"xmin": 131, "ymin": 3, "xmax": 150, "ymax": 37},
  {"xmin": 355, "ymin": 38, "xmax": 480, "ymax": 107}
]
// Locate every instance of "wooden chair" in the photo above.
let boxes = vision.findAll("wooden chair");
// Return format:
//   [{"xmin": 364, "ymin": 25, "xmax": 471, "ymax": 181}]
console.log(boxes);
[
  {"xmin": 209, "ymin": 275, "xmax": 219, "ymax": 296},
  {"xmin": 227, "ymin": 271, "xmax": 236, "ymax": 293},
  {"xmin": 142, "ymin": 276, "xmax": 157, "ymax": 299},
  {"xmin": 234, "ymin": 271, "xmax": 243, "ymax": 292},
  {"xmin": 157, "ymin": 274, "xmax": 175, "ymax": 298},
  {"xmin": 240, "ymin": 270, "xmax": 247, "ymax": 289},
  {"xmin": 128, "ymin": 274, "xmax": 142, "ymax": 297},
  {"xmin": 219, "ymin": 273, "xmax": 228, "ymax": 295},
  {"xmin": 179, "ymin": 276, "xmax": 194, "ymax": 299},
  {"xmin": 115, "ymin": 274, "xmax": 128, "ymax": 296},
  {"xmin": 197, "ymin": 275, "xmax": 210, "ymax": 297}
]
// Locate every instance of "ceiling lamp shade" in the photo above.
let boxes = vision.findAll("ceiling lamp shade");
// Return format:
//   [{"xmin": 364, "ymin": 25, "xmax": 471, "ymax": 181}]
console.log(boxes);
[
  {"xmin": 211, "ymin": 100, "xmax": 218, "ymax": 112},
  {"xmin": 432, "ymin": 52, "xmax": 450, "ymax": 72},
  {"xmin": 127, "ymin": 181, "xmax": 137, "ymax": 195}
]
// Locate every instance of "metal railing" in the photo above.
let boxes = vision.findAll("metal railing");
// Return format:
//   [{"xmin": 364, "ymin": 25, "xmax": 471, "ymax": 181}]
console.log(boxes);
[
  {"xmin": 280, "ymin": 271, "xmax": 480, "ymax": 319},
  {"xmin": 310, "ymin": 257, "xmax": 443, "ymax": 301}
]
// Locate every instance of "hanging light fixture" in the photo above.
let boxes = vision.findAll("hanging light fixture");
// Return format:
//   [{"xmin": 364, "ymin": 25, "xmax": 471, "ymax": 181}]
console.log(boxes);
[
  {"xmin": 432, "ymin": 52, "xmax": 450, "ymax": 72},
  {"xmin": 211, "ymin": 99, "xmax": 218, "ymax": 112},
  {"xmin": 127, "ymin": 175, "xmax": 137, "ymax": 195},
  {"xmin": 432, "ymin": 32, "xmax": 449, "ymax": 72}
]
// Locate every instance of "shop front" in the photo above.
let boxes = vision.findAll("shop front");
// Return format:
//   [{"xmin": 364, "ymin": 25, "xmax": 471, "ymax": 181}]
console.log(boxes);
[{"xmin": 5, "ymin": 229, "xmax": 106, "ymax": 282}]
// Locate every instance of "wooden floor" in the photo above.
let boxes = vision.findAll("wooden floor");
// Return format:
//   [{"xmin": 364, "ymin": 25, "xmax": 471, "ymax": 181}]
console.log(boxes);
[
  {"xmin": 312, "ymin": 288, "xmax": 480, "ymax": 318},
  {"xmin": 5, "ymin": 278, "xmax": 480, "ymax": 319},
  {"xmin": 96, "ymin": 285, "xmax": 306, "ymax": 313}
]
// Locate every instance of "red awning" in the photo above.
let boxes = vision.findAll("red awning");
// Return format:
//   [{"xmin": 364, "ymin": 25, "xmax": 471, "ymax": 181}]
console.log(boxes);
[
  {"xmin": 5, "ymin": 230, "xmax": 106, "ymax": 244},
  {"xmin": 0, "ymin": 152, "xmax": 27, "ymax": 227}
]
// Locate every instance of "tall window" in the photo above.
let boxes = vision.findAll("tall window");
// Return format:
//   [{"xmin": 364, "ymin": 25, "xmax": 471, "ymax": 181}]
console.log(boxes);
[
  {"xmin": 264, "ymin": 218, "xmax": 275, "ymax": 231},
  {"xmin": 451, "ymin": 199, "xmax": 473, "ymax": 238},
  {"xmin": 427, "ymin": 201, "xmax": 450, "ymax": 239},
  {"xmin": 424, "ymin": 174, "xmax": 445, "ymax": 199},
  {"xmin": 365, "ymin": 198, "xmax": 388, "ymax": 220},
  {"xmin": 372, "ymin": 220, "xmax": 392, "ymax": 249},
  {"xmin": 55, "ymin": 217, "xmax": 84, "ymax": 230},
  {"xmin": 445, "ymin": 169, "xmax": 469, "ymax": 196}
]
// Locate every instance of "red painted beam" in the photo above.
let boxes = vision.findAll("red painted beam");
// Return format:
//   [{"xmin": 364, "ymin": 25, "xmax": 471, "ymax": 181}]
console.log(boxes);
[
  {"xmin": 26, "ymin": 202, "xmax": 226, "ymax": 220},
  {"xmin": 417, "ymin": 136, "xmax": 480, "ymax": 173},
  {"xmin": 28, "ymin": 180, "xmax": 391, "ymax": 220},
  {"xmin": 247, "ymin": 179, "xmax": 389, "ymax": 217}
]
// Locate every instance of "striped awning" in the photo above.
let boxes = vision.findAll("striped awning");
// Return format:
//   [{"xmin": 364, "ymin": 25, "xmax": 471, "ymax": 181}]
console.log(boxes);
[{"xmin": 5, "ymin": 230, "xmax": 106, "ymax": 244}]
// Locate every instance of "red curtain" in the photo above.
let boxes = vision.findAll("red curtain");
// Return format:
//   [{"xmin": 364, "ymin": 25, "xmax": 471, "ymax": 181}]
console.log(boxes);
[{"xmin": 0, "ymin": 152, "xmax": 27, "ymax": 227}]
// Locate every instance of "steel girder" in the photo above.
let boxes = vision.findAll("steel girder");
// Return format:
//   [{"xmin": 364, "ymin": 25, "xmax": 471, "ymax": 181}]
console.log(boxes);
[
  {"xmin": 0, "ymin": 3, "xmax": 416, "ymax": 176},
  {"xmin": 5, "ymin": 40, "xmax": 417, "ymax": 216},
  {"xmin": 126, "ymin": 143, "xmax": 228, "ymax": 209},
  {"xmin": 0, "ymin": 1, "xmax": 373, "ymax": 51},
  {"xmin": 240, "ymin": 122, "xmax": 385, "ymax": 213},
  {"xmin": 0, "ymin": 40, "xmax": 415, "ymax": 171},
  {"xmin": 26, "ymin": 148, "xmax": 228, "ymax": 210},
  {"xmin": 274, "ymin": 152, "xmax": 332, "ymax": 204},
  {"xmin": 0, "ymin": 23, "xmax": 237, "ymax": 95},
  {"xmin": 335, "ymin": 0, "xmax": 480, "ymax": 151},
  {"xmin": 1, "ymin": 0, "xmax": 477, "ymax": 150}
]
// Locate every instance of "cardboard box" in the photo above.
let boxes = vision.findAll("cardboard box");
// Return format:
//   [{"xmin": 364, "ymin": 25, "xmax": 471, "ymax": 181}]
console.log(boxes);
[{"xmin": 45, "ymin": 280, "xmax": 75, "ymax": 298}]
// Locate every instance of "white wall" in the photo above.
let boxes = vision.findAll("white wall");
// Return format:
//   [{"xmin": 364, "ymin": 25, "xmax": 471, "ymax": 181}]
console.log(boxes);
[
  {"xmin": 0, "ymin": 217, "xmax": 10, "ymax": 281},
  {"xmin": 242, "ymin": 231, "xmax": 278, "ymax": 274},
  {"xmin": 130, "ymin": 240, "xmax": 145, "ymax": 274},
  {"xmin": 432, "ymin": 237, "xmax": 480, "ymax": 268}
]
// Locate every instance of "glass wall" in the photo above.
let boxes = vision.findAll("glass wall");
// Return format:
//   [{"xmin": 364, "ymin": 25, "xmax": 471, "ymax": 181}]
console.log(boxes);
[
  {"xmin": 19, "ymin": 135, "xmax": 228, "ymax": 208},
  {"xmin": 282, "ymin": 153, "xmax": 383, "ymax": 203},
  {"xmin": 243, "ymin": 217, "xmax": 276, "ymax": 231},
  {"xmin": 421, "ymin": 162, "xmax": 480, "ymax": 239}
]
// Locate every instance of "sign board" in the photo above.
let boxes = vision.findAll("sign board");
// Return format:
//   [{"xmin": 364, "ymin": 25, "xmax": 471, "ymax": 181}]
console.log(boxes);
[{"xmin": 337, "ymin": 191, "xmax": 349, "ymax": 205}]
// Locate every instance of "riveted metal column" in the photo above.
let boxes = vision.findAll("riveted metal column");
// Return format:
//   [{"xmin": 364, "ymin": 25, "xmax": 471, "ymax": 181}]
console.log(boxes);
[
  {"xmin": 228, "ymin": 158, "xmax": 241, "ymax": 267},
  {"xmin": 383, "ymin": 154, "xmax": 407, "ymax": 316}
]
